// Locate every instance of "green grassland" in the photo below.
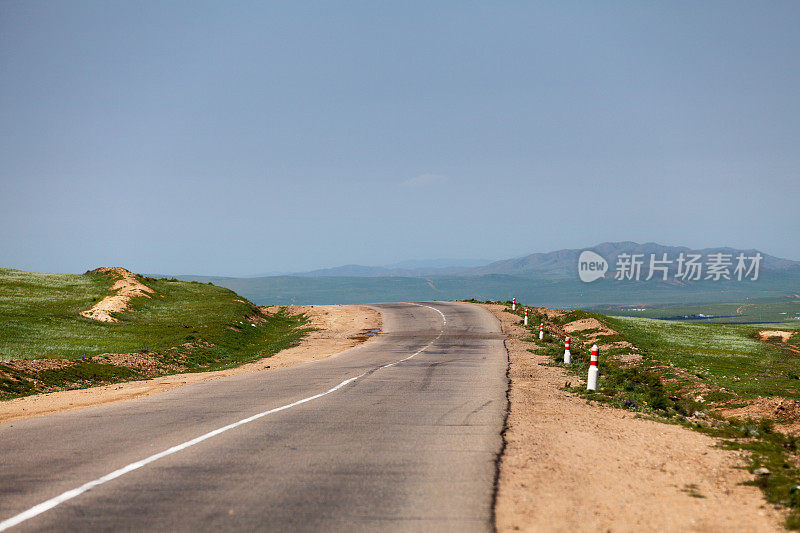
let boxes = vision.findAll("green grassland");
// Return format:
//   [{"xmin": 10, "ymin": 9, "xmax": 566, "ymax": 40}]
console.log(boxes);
[
  {"xmin": 606, "ymin": 316, "xmax": 800, "ymax": 401},
  {"xmin": 496, "ymin": 300, "xmax": 800, "ymax": 528},
  {"xmin": 599, "ymin": 295, "xmax": 800, "ymax": 327},
  {"xmin": 0, "ymin": 268, "xmax": 310, "ymax": 398}
]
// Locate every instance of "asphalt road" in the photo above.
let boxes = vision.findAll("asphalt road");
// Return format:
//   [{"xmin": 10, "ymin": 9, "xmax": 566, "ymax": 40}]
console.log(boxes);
[{"xmin": 0, "ymin": 301, "xmax": 508, "ymax": 532}]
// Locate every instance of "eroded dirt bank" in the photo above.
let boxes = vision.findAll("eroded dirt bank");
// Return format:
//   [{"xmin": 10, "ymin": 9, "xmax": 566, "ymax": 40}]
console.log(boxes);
[
  {"xmin": 0, "ymin": 305, "xmax": 380, "ymax": 424},
  {"xmin": 79, "ymin": 267, "xmax": 155, "ymax": 322},
  {"xmin": 480, "ymin": 303, "xmax": 784, "ymax": 532}
]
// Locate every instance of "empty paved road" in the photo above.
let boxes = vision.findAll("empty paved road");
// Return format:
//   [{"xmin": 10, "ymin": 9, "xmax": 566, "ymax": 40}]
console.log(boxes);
[{"xmin": 0, "ymin": 301, "xmax": 508, "ymax": 531}]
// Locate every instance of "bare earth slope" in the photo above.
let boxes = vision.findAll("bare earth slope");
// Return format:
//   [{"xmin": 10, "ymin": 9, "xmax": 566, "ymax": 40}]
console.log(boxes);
[
  {"xmin": 480, "ymin": 303, "xmax": 785, "ymax": 532},
  {"xmin": 79, "ymin": 267, "xmax": 154, "ymax": 322},
  {"xmin": 0, "ymin": 304, "xmax": 380, "ymax": 424}
]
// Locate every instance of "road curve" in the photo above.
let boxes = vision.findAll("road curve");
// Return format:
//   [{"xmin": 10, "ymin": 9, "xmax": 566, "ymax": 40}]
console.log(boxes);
[{"xmin": 0, "ymin": 302, "xmax": 508, "ymax": 531}]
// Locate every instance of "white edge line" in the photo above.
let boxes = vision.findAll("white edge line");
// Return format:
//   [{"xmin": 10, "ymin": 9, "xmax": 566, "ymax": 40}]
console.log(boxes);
[{"xmin": 0, "ymin": 303, "xmax": 446, "ymax": 531}]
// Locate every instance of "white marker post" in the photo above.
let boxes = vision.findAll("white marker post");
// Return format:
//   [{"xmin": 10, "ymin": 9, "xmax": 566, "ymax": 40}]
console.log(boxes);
[
  {"xmin": 539, "ymin": 323, "xmax": 544, "ymax": 340},
  {"xmin": 564, "ymin": 337, "xmax": 571, "ymax": 364},
  {"xmin": 523, "ymin": 308, "xmax": 528, "ymax": 326},
  {"xmin": 512, "ymin": 297, "xmax": 516, "ymax": 311},
  {"xmin": 587, "ymin": 344, "xmax": 599, "ymax": 391}
]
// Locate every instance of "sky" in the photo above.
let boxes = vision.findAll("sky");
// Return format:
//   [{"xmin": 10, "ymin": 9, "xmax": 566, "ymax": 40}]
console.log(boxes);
[{"xmin": 1, "ymin": 1, "xmax": 798, "ymax": 276}]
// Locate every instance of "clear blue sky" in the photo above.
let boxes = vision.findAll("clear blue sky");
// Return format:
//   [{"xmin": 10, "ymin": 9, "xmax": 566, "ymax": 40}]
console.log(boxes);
[{"xmin": 1, "ymin": 1, "xmax": 798, "ymax": 276}]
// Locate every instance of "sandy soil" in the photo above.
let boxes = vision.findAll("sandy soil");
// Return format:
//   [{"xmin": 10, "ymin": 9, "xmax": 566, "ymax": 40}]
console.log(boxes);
[
  {"xmin": 536, "ymin": 308, "xmax": 567, "ymax": 320},
  {"xmin": 563, "ymin": 317, "xmax": 613, "ymax": 335},
  {"xmin": 480, "ymin": 303, "xmax": 785, "ymax": 533},
  {"xmin": 259, "ymin": 305, "xmax": 381, "ymax": 366},
  {"xmin": 80, "ymin": 267, "xmax": 154, "ymax": 322},
  {"xmin": 759, "ymin": 330, "xmax": 796, "ymax": 343},
  {"xmin": 536, "ymin": 308, "xmax": 636, "ymax": 354},
  {"xmin": 720, "ymin": 396, "xmax": 800, "ymax": 435},
  {"xmin": 0, "ymin": 305, "xmax": 380, "ymax": 425}
]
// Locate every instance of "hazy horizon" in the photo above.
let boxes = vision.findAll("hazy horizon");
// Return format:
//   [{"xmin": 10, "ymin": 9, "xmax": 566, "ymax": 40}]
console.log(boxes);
[
  {"xmin": 149, "ymin": 240, "xmax": 797, "ymax": 279},
  {"xmin": 2, "ymin": 2, "xmax": 798, "ymax": 276}
]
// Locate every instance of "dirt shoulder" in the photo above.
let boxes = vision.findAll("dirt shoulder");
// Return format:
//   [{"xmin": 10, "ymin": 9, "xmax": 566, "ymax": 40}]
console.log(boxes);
[
  {"xmin": 0, "ymin": 305, "xmax": 380, "ymax": 425},
  {"xmin": 478, "ymin": 303, "xmax": 785, "ymax": 532}
]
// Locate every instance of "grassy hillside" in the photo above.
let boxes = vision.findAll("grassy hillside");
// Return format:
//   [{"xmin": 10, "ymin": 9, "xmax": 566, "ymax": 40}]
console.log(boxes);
[
  {"xmin": 0, "ymin": 268, "xmax": 309, "ymax": 398},
  {"xmin": 606, "ymin": 316, "xmax": 800, "ymax": 400},
  {"xmin": 596, "ymin": 295, "xmax": 800, "ymax": 327}
]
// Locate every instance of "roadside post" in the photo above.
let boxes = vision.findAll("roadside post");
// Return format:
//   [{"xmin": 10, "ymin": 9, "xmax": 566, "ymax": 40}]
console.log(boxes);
[
  {"xmin": 523, "ymin": 308, "xmax": 528, "ymax": 326},
  {"xmin": 512, "ymin": 297, "xmax": 516, "ymax": 311},
  {"xmin": 539, "ymin": 323, "xmax": 544, "ymax": 340},
  {"xmin": 587, "ymin": 344, "xmax": 599, "ymax": 390},
  {"xmin": 564, "ymin": 337, "xmax": 571, "ymax": 364}
]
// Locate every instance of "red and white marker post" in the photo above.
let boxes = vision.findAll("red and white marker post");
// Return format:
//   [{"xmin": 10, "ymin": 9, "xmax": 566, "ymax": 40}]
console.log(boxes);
[
  {"xmin": 523, "ymin": 308, "xmax": 528, "ymax": 326},
  {"xmin": 512, "ymin": 297, "xmax": 516, "ymax": 311},
  {"xmin": 587, "ymin": 344, "xmax": 599, "ymax": 390},
  {"xmin": 539, "ymin": 323, "xmax": 544, "ymax": 340},
  {"xmin": 564, "ymin": 337, "xmax": 571, "ymax": 364}
]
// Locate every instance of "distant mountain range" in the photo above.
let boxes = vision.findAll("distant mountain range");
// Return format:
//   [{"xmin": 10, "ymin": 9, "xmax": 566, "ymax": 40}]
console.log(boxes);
[
  {"xmin": 293, "ymin": 258, "xmax": 491, "ymax": 278},
  {"xmin": 294, "ymin": 242, "xmax": 800, "ymax": 279},
  {"xmin": 171, "ymin": 242, "xmax": 800, "ymax": 307}
]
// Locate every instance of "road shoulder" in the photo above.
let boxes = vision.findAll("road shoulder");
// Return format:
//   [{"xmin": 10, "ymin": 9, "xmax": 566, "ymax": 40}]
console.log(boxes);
[
  {"xmin": 479, "ymin": 303, "xmax": 785, "ymax": 532},
  {"xmin": 0, "ymin": 304, "xmax": 380, "ymax": 425}
]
